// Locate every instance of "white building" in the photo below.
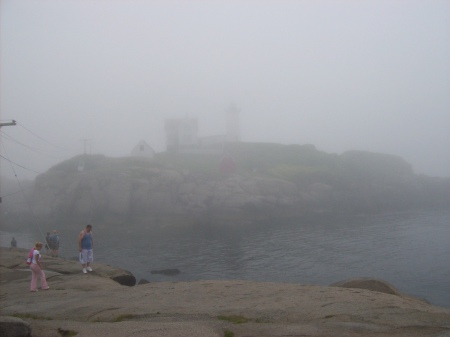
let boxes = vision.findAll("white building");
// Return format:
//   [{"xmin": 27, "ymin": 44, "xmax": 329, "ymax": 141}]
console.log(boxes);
[
  {"xmin": 164, "ymin": 105, "xmax": 240, "ymax": 153},
  {"xmin": 164, "ymin": 117, "xmax": 199, "ymax": 152},
  {"xmin": 131, "ymin": 140, "xmax": 155, "ymax": 158}
]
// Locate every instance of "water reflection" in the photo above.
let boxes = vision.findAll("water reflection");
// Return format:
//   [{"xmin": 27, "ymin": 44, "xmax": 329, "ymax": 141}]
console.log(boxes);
[{"xmin": 1, "ymin": 209, "xmax": 449, "ymax": 308}]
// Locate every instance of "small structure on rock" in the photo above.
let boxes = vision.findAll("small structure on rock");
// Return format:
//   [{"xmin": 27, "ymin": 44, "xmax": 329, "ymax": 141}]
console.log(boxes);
[{"xmin": 131, "ymin": 140, "xmax": 155, "ymax": 159}]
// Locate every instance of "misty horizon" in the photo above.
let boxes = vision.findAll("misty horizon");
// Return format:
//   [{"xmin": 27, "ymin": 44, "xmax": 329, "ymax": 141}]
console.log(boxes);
[{"xmin": 1, "ymin": 1, "xmax": 449, "ymax": 181}]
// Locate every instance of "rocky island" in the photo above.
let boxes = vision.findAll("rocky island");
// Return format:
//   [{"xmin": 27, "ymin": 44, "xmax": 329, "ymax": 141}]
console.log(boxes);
[
  {"xmin": 1, "ymin": 247, "xmax": 449, "ymax": 337},
  {"xmin": 2, "ymin": 143, "xmax": 449, "ymax": 230}
]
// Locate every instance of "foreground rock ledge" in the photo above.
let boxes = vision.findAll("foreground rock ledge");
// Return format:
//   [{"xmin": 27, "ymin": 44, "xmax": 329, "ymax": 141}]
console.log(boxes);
[{"xmin": 1, "ymin": 248, "xmax": 449, "ymax": 337}]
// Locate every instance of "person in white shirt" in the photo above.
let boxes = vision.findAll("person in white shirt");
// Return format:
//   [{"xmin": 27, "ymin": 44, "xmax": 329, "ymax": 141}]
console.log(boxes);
[{"xmin": 30, "ymin": 242, "xmax": 49, "ymax": 292}]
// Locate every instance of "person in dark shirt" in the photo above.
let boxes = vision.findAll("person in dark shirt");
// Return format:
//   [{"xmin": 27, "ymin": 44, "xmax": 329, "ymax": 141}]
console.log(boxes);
[
  {"xmin": 78, "ymin": 224, "xmax": 94, "ymax": 274},
  {"xmin": 48, "ymin": 230, "xmax": 60, "ymax": 257}
]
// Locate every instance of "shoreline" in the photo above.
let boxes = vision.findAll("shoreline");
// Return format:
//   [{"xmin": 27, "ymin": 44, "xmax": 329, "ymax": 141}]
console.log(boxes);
[
  {"xmin": 1, "ymin": 247, "xmax": 450, "ymax": 337},
  {"xmin": 2, "ymin": 211, "xmax": 450, "ymax": 310}
]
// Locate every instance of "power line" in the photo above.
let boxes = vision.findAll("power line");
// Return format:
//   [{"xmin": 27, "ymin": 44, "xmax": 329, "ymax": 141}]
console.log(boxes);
[
  {"xmin": 0, "ymin": 130, "xmax": 64, "ymax": 158},
  {"xmin": 0, "ymin": 154, "xmax": 42, "ymax": 174},
  {"xmin": 0, "ymin": 141, "xmax": 47, "ymax": 242},
  {"xmin": 17, "ymin": 121, "xmax": 73, "ymax": 152}
]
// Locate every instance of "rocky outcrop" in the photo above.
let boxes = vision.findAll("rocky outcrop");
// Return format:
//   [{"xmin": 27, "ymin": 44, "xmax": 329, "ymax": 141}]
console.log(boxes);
[
  {"xmin": 1, "ymin": 247, "xmax": 449, "ymax": 337},
  {"xmin": 21, "ymin": 159, "xmax": 320, "ymax": 227},
  {"xmin": 2, "ymin": 145, "xmax": 449, "ymax": 229},
  {"xmin": 0, "ymin": 316, "xmax": 31, "ymax": 337},
  {"xmin": 0, "ymin": 248, "xmax": 136, "ymax": 287},
  {"xmin": 331, "ymin": 277, "xmax": 402, "ymax": 296},
  {"xmin": 111, "ymin": 273, "xmax": 136, "ymax": 287},
  {"xmin": 137, "ymin": 278, "xmax": 150, "ymax": 285}
]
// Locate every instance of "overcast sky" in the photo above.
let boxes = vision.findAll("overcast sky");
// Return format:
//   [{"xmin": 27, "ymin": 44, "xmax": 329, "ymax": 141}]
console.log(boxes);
[{"xmin": 1, "ymin": 0, "xmax": 449, "ymax": 181}]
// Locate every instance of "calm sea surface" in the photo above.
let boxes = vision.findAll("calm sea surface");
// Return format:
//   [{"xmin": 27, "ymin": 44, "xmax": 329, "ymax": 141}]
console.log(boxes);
[{"xmin": 2, "ymin": 209, "xmax": 449, "ymax": 308}]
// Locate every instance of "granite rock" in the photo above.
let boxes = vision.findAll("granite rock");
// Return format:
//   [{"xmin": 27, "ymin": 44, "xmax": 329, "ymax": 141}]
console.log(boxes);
[{"xmin": 0, "ymin": 316, "xmax": 31, "ymax": 337}]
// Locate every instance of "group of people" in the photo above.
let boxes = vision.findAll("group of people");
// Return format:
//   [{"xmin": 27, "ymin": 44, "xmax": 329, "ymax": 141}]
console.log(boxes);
[{"xmin": 27, "ymin": 224, "xmax": 94, "ymax": 292}]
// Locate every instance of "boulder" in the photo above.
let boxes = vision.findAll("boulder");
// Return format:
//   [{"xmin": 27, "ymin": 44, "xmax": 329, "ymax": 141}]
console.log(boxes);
[
  {"xmin": 0, "ymin": 248, "xmax": 136, "ymax": 287},
  {"xmin": 111, "ymin": 273, "xmax": 136, "ymax": 286},
  {"xmin": 331, "ymin": 277, "xmax": 401, "ymax": 296},
  {"xmin": 0, "ymin": 316, "xmax": 31, "ymax": 337}
]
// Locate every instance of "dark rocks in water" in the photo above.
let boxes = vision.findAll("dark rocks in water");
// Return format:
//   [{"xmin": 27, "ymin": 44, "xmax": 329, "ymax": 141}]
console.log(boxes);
[
  {"xmin": 0, "ymin": 316, "xmax": 32, "ymax": 337},
  {"xmin": 331, "ymin": 277, "xmax": 401, "ymax": 296},
  {"xmin": 138, "ymin": 278, "xmax": 150, "ymax": 285},
  {"xmin": 150, "ymin": 268, "xmax": 180, "ymax": 276},
  {"xmin": 111, "ymin": 273, "xmax": 136, "ymax": 287}
]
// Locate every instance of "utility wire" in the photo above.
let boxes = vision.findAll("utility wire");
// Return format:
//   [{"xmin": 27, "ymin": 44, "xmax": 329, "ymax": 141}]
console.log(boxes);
[
  {"xmin": 0, "ymin": 130, "xmax": 63, "ymax": 159},
  {"xmin": 17, "ymin": 121, "xmax": 73, "ymax": 152},
  {"xmin": 0, "ymin": 154, "xmax": 42, "ymax": 174},
  {"xmin": 0, "ymin": 142, "xmax": 47, "ymax": 242}
]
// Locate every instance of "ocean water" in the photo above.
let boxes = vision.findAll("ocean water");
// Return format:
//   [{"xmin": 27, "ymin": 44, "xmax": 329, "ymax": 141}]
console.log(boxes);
[{"xmin": 1, "ymin": 208, "xmax": 449, "ymax": 308}]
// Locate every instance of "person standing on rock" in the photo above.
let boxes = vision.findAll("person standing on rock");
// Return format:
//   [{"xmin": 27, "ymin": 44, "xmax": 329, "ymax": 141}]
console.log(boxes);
[
  {"xmin": 78, "ymin": 224, "xmax": 93, "ymax": 274},
  {"xmin": 10, "ymin": 237, "xmax": 17, "ymax": 248},
  {"xmin": 49, "ymin": 230, "xmax": 60, "ymax": 257},
  {"xmin": 30, "ymin": 242, "xmax": 50, "ymax": 292}
]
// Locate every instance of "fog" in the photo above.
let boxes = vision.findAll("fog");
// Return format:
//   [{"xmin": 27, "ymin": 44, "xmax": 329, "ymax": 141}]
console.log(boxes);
[{"xmin": 1, "ymin": 0, "xmax": 449, "ymax": 182}]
